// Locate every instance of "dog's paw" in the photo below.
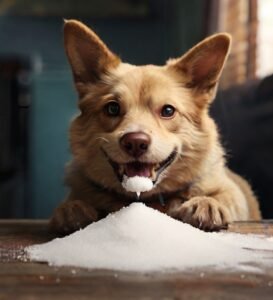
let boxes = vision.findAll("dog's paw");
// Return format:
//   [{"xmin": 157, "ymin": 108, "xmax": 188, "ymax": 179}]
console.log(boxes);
[
  {"xmin": 49, "ymin": 200, "xmax": 98, "ymax": 235},
  {"xmin": 174, "ymin": 196, "xmax": 231, "ymax": 231}
]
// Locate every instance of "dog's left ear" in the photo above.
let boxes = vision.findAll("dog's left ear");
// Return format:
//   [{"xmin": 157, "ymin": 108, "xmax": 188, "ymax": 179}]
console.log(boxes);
[{"xmin": 167, "ymin": 33, "xmax": 231, "ymax": 101}]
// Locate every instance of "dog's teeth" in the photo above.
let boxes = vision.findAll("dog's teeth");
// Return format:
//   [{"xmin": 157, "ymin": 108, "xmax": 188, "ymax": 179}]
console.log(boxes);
[
  {"xmin": 151, "ymin": 167, "xmax": 157, "ymax": 180},
  {"xmin": 136, "ymin": 192, "xmax": 141, "ymax": 198},
  {"xmin": 119, "ymin": 165, "xmax": 125, "ymax": 175}
]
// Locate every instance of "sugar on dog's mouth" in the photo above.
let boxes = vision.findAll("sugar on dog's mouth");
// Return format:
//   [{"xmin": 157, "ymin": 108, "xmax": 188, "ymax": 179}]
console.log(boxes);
[{"xmin": 102, "ymin": 147, "xmax": 178, "ymax": 185}]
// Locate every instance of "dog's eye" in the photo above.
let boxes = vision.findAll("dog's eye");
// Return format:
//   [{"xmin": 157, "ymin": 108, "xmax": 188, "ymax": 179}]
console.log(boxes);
[
  {"xmin": 104, "ymin": 101, "xmax": 121, "ymax": 117},
  {"xmin": 160, "ymin": 105, "xmax": 176, "ymax": 118}
]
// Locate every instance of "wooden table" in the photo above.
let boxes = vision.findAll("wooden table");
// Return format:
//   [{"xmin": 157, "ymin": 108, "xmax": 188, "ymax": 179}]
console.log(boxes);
[{"xmin": 1, "ymin": 220, "xmax": 273, "ymax": 300}]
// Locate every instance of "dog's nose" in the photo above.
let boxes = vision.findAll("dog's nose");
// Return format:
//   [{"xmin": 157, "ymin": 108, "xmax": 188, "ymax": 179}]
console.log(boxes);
[{"xmin": 120, "ymin": 132, "xmax": 151, "ymax": 158}]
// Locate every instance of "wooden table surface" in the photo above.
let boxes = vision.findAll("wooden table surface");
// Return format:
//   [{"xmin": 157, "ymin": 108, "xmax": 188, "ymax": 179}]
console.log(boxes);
[{"xmin": 1, "ymin": 220, "xmax": 273, "ymax": 300}]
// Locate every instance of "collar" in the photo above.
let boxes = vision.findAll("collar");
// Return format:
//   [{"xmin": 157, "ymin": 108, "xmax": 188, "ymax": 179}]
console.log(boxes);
[{"xmin": 86, "ymin": 176, "xmax": 195, "ymax": 209}]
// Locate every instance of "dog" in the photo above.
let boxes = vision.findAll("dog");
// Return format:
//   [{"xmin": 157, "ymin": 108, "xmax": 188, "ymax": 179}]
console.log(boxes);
[{"xmin": 49, "ymin": 20, "xmax": 261, "ymax": 235}]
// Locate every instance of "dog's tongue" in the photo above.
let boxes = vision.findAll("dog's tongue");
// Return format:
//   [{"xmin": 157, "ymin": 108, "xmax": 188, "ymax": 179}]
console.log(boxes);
[{"xmin": 125, "ymin": 162, "xmax": 151, "ymax": 178}]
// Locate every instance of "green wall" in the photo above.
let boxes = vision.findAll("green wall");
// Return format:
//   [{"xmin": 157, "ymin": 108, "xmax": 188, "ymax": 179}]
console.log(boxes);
[{"xmin": 30, "ymin": 71, "xmax": 76, "ymax": 217}]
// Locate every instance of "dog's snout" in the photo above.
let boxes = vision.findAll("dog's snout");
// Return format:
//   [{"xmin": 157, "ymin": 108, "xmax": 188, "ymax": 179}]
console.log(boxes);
[{"xmin": 120, "ymin": 132, "xmax": 151, "ymax": 158}]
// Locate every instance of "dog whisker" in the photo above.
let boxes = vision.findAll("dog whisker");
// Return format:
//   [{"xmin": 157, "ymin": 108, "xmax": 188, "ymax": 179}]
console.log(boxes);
[
  {"xmin": 117, "ymin": 130, "xmax": 126, "ymax": 135},
  {"xmin": 95, "ymin": 137, "xmax": 110, "ymax": 143},
  {"xmin": 179, "ymin": 152, "xmax": 195, "ymax": 159}
]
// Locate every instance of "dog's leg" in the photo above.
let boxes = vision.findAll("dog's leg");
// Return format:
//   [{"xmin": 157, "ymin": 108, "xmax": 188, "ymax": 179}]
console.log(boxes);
[
  {"xmin": 169, "ymin": 196, "xmax": 232, "ymax": 231},
  {"xmin": 167, "ymin": 174, "xmax": 257, "ymax": 231},
  {"xmin": 49, "ymin": 199, "xmax": 99, "ymax": 235}
]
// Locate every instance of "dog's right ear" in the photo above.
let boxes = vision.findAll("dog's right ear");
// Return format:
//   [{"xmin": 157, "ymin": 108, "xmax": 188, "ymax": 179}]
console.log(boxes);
[{"xmin": 64, "ymin": 20, "xmax": 120, "ymax": 96}]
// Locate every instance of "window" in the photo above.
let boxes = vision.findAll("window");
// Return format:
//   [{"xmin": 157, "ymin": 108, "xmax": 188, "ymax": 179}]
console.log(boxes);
[
  {"xmin": 257, "ymin": 0, "xmax": 273, "ymax": 78},
  {"xmin": 207, "ymin": 0, "xmax": 273, "ymax": 88}
]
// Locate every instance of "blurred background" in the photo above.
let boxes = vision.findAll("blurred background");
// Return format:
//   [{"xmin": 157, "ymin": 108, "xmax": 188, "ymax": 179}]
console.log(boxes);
[{"xmin": 0, "ymin": 0, "xmax": 272, "ymax": 219}]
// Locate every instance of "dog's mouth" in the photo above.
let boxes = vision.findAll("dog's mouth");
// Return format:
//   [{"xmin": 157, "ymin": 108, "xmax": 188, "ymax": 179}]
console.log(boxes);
[{"xmin": 102, "ymin": 148, "xmax": 178, "ymax": 184}]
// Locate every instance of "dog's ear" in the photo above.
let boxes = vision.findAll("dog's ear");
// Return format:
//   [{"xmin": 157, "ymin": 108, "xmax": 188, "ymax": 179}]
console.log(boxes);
[
  {"xmin": 64, "ymin": 20, "xmax": 120, "ymax": 95},
  {"xmin": 167, "ymin": 33, "xmax": 231, "ymax": 100}
]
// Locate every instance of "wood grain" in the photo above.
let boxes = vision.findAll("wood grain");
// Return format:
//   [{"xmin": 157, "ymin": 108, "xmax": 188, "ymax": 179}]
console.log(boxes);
[{"xmin": 0, "ymin": 219, "xmax": 273, "ymax": 300}]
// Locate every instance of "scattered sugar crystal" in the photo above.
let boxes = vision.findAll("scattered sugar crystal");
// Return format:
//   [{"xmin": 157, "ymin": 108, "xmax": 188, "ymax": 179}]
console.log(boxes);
[
  {"xmin": 121, "ymin": 176, "xmax": 153, "ymax": 196},
  {"xmin": 26, "ymin": 203, "xmax": 273, "ymax": 272}
]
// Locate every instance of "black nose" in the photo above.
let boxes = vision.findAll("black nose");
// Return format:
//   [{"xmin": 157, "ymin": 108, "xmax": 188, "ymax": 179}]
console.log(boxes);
[{"xmin": 120, "ymin": 132, "xmax": 151, "ymax": 158}]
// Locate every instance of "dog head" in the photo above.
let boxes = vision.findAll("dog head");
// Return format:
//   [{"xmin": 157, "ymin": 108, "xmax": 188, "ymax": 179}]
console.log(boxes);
[{"xmin": 64, "ymin": 20, "xmax": 231, "ymax": 196}]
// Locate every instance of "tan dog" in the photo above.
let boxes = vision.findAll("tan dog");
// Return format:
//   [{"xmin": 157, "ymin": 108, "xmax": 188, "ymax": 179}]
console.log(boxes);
[{"xmin": 50, "ymin": 20, "xmax": 261, "ymax": 235}]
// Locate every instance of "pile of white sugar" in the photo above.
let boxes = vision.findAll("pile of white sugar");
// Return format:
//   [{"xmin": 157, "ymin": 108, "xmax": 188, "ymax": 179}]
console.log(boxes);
[{"xmin": 26, "ymin": 203, "xmax": 273, "ymax": 272}]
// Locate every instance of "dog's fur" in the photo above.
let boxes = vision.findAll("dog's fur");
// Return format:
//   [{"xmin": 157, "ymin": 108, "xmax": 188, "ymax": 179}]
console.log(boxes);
[{"xmin": 50, "ymin": 20, "xmax": 261, "ymax": 235}]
